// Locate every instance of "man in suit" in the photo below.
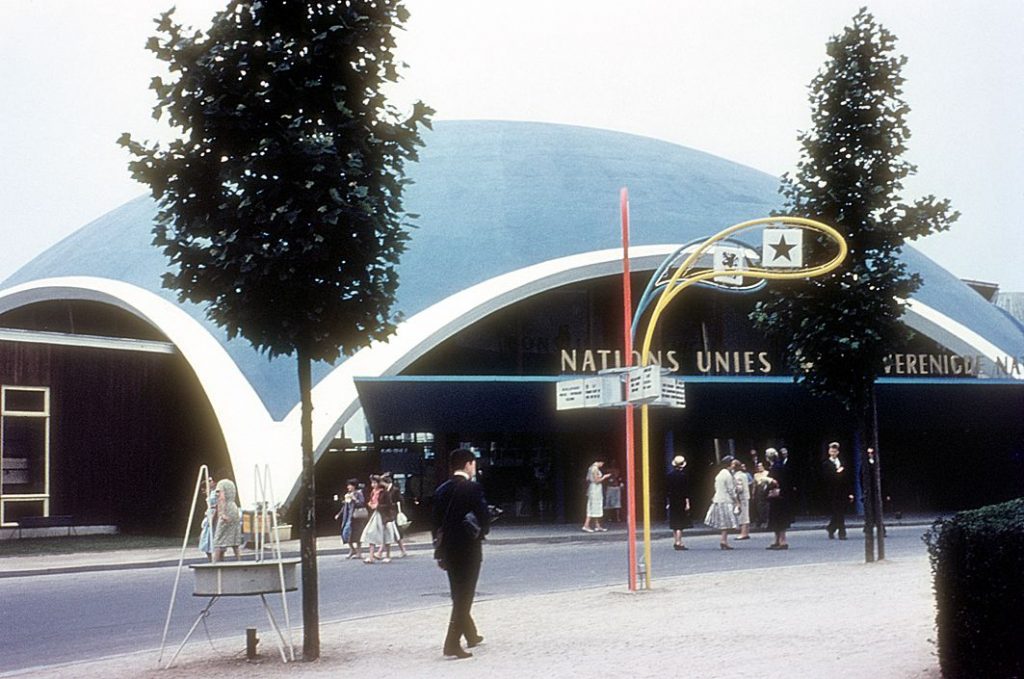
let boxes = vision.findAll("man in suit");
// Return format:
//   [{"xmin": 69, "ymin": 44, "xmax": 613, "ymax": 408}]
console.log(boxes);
[
  {"xmin": 823, "ymin": 441, "xmax": 850, "ymax": 540},
  {"xmin": 432, "ymin": 448, "xmax": 490, "ymax": 659}
]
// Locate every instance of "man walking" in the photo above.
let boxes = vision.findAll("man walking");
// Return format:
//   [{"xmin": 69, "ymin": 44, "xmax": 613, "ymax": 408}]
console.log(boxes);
[
  {"xmin": 432, "ymin": 448, "xmax": 490, "ymax": 659},
  {"xmin": 823, "ymin": 441, "xmax": 850, "ymax": 540}
]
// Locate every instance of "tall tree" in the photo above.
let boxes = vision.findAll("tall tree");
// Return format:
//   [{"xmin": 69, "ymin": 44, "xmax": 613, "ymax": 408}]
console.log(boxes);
[
  {"xmin": 120, "ymin": 0, "xmax": 432, "ymax": 658},
  {"xmin": 750, "ymin": 8, "xmax": 958, "ymax": 559}
]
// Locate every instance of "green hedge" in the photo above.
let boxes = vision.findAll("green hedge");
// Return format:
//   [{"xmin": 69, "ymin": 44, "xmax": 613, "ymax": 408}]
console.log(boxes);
[{"xmin": 923, "ymin": 497, "xmax": 1024, "ymax": 678}]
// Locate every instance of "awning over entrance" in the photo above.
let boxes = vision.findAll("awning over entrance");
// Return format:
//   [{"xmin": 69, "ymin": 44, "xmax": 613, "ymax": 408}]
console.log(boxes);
[
  {"xmin": 353, "ymin": 375, "xmax": 1024, "ymax": 436},
  {"xmin": 355, "ymin": 375, "xmax": 562, "ymax": 433}
]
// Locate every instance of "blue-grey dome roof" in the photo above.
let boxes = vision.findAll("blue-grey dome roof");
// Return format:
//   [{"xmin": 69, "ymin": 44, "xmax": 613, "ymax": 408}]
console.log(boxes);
[{"xmin": 4, "ymin": 120, "xmax": 1021, "ymax": 417}]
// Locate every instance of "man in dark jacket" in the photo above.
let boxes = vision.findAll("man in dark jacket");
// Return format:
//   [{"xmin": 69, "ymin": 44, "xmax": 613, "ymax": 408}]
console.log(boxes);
[
  {"xmin": 432, "ymin": 448, "xmax": 490, "ymax": 659},
  {"xmin": 822, "ymin": 441, "xmax": 850, "ymax": 540}
]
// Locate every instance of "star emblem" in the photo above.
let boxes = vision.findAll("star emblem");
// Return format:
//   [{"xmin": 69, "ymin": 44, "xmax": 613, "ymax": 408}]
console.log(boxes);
[{"xmin": 769, "ymin": 235, "xmax": 796, "ymax": 261}]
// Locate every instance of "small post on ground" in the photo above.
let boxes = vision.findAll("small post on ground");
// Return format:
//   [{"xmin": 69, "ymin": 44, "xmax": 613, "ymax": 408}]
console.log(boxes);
[
  {"xmin": 871, "ymin": 393, "xmax": 885, "ymax": 560},
  {"xmin": 863, "ymin": 447, "xmax": 875, "ymax": 563},
  {"xmin": 871, "ymin": 447, "xmax": 885, "ymax": 561},
  {"xmin": 246, "ymin": 627, "xmax": 259, "ymax": 660}
]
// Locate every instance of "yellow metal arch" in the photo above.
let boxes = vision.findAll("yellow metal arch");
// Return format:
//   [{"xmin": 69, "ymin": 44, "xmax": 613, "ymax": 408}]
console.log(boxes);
[{"xmin": 636, "ymin": 216, "xmax": 847, "ymax": 588}]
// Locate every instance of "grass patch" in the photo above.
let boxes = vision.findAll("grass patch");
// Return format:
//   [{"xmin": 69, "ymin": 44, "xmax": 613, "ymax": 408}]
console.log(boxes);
[{"xmin": 0, "ymin": 534, "xmax": 182, "ymax": 557}]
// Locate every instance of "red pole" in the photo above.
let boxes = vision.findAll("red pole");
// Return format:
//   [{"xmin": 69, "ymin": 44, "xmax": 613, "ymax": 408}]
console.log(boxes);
[{"xmin": 620, "ymin": 187, "xmax": 637, "ymax": 592}]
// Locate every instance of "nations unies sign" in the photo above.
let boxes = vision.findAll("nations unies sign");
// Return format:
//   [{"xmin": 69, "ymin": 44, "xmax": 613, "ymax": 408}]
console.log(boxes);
[{"xmin": 560, "ymin": 348, "xmax": 1024, "ymax": 378}]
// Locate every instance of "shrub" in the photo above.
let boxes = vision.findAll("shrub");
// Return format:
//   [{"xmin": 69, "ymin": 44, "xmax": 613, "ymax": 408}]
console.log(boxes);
[{"xmin": 923, "ymin": 497, "xmax": 1024, "ymax": 678}]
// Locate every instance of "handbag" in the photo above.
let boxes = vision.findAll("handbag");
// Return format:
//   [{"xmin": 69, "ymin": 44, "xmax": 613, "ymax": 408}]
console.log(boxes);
[
  {"xmin": 396, "ymin": 502, "xmax": 411, "ymax": 528},
  {"xmin": 353, "ymin": 506, "xmax": 369, "ymax": 520}
]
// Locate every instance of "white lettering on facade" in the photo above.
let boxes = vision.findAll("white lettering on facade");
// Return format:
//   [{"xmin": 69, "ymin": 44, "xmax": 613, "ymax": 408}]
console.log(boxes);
[
  {"xmin": 695, "ymin": 351, "xmax": 773, "ymax": 375},
  {"xmin": 564, "ymin": 348, "xmax": 1008, "ymax": 378},
  {"xmin": 581, "ymin": 351, "xmax": 596, "ymax": 372},
  {"xmin": 995, "ymin": 355, "xmax": 1023, "ymax": 376}
]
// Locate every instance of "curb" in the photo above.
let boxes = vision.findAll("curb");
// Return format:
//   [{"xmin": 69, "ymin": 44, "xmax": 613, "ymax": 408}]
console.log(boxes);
[{"xmin": 0, "ymin": 519, "xmax": 936, "ymax": 579}]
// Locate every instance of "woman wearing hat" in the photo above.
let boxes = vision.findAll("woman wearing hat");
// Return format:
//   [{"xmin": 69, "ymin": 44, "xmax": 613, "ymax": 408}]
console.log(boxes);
[
  {"xmin": 666, "ymin": 455, "xmax": 692, "ymax": 550},
  {"xmin": 703, "ymin": 456, "xmax": 740, "ymax": 549}
]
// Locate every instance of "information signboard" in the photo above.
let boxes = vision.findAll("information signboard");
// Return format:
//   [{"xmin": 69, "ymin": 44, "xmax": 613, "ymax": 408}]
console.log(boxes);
[
  {"xmin": 627, "ymin": 365, "xmax": 662, "ymax": 401},
  {"xmin": 555, "ymin": 379, "xmax": 585, "ymax": 410},
  {"xmin": 556, "ymin": 367, "xmax": 684, "ymax": 409},
  {"xmin": 657, "ymin": 377, "xmax": 686, "ymax": 408},
  {"xmin": 584, "ymin": 375, "xmax": 620, "ymax": 408}
]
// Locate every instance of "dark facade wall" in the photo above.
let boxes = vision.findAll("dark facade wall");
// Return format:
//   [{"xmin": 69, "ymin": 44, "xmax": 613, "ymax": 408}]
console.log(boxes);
[
  {"xmin": 381, "ymin": 275, "xmax": 1024, "ymax": 516},
  {"xmin": 0, "ymin": 341, "xmax": 229, "ymax": 533}
]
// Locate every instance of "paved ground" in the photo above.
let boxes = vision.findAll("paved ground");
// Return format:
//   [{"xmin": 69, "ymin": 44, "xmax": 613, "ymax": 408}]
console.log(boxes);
[{"xmin": 0, "ymin": 516, "xmax": 942, "ymax": 678}]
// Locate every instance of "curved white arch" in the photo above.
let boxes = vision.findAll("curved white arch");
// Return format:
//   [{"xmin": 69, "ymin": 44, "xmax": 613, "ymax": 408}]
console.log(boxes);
[
  {"xmin": 0, "ymin": 277, "xmax": 283, "ymax": 500},
  {"xmin": 3, "ymin": 262, "xmax": 1019, "ymax": 510},
  {"xmin": 289, "ymin": 247, "xmax": 1024, "ymax": 501},
  {"xmin": 904, "ymin": 298, "xmax": 1024, "ymax": 378},
  {"xmin": 282, "ymin": 245, "xmax": 684, "ymax": 503},
  {"xmin": 267, "ymin": 245, "xmax": 678, "ymax": 502}
]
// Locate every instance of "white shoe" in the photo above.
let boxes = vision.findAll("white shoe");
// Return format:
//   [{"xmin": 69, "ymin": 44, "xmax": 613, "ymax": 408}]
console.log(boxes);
[
  {"xmin": 581, "ymin": 526, "xmax": 594, "ymax": 533},
  {"xmin": 596, "ymin": 527, "xmax": 608, "ymax": 532}
]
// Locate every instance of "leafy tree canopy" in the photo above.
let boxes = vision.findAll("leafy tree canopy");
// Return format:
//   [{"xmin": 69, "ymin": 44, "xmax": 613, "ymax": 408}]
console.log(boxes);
[
  {"xmin": 119, "ymin": 0, "xmax": 433, "ymax": 363},
  {"xmin": 751, "ymin": 7, "xmax": 958, "ymax": 411}
]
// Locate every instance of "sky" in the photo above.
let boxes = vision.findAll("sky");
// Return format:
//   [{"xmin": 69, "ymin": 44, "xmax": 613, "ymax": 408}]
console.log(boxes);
[{"xmin": 1, "ymin": 0, "xmax": 1022, "ymax": 290}]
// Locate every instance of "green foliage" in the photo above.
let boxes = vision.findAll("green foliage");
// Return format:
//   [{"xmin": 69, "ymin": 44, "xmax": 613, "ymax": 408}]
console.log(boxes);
[
  {"xmin": 923, "ymin": 498, "xmax": 1024, "ymax": 678},
  {"xmin": 750, "ymin": 8, "xmax": 958, "ymax": 411},
  {"xmin": 119, "ymin": 0, "xmax": 433, "ymax": 362}
]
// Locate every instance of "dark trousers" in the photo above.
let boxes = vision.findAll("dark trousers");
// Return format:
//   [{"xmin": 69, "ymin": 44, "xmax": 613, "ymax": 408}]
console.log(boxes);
[
  {"xmin": 444, "ymin": 550, "xmax": 482, "ymax": 650},
  {"xmin": 827, "ymin": 501, "xmax": 847, "ymax": 538}
]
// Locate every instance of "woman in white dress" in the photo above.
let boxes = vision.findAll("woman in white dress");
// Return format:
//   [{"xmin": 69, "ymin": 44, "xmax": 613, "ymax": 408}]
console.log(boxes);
[
  {"xmin": 360, "ymin": 475, "xmax": 386, "ymax": 563},
  {"xmin": 582, "ymin": 459, "xmax": 611, "ymax": 533},
  {"xmin": 197, "ymin": 473, "xmax": 217, "ymax": 561},
  {"xmin": 704, "ymin": 456, "xmax": 740, "ymax": 549},
  {"xmin": 735, "ymin": 462, "xmax": 752, "ymax": 540}
]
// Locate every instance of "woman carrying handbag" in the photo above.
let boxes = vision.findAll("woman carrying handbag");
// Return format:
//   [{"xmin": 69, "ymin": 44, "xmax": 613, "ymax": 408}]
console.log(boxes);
[{"xmin": 335, "ymin": 478, "xmax": 367, "ymax": 560}]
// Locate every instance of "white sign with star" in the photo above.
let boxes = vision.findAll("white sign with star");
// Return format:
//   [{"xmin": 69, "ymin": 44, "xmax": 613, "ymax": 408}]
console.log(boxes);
[{"xmin": 762, "ymin": 228, "xmax": 804, "ymax": 268}]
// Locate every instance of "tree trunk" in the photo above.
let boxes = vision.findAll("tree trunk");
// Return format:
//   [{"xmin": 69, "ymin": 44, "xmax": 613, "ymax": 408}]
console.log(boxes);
[
  {"xmin": 854, "ymin": 413, "xmax": 874, "ymax": 563},
  {"xmin": 297, "ymin": 348, "xmax": 319, "ymax": 659},
  {"xmin": 859, "ymin": 385, "xmax": 886, "ymax": 563},
  {"xmin": 870, "ymin": 386, "xmax": 885, "ymax": 560}
]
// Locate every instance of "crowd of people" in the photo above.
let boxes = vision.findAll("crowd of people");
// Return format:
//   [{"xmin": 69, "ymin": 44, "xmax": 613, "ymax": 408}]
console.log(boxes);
[
  {"xmin": 335, "ymin": 473, "xmax": 410, "ymax": 563},
  {"xmin": 195, "ymin": 444, "xmax": 860, "ymax": 660},
  {"xmin": 203, "ymin": 442, "xmax": 856, "ymax": 567},
  {"xmin": 693, "ymin": 447, "xmax": 799, "ymax": 550},
  {"xmin": 582, "ymin": 442, "xmax": 861, "ymax": 550}
]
